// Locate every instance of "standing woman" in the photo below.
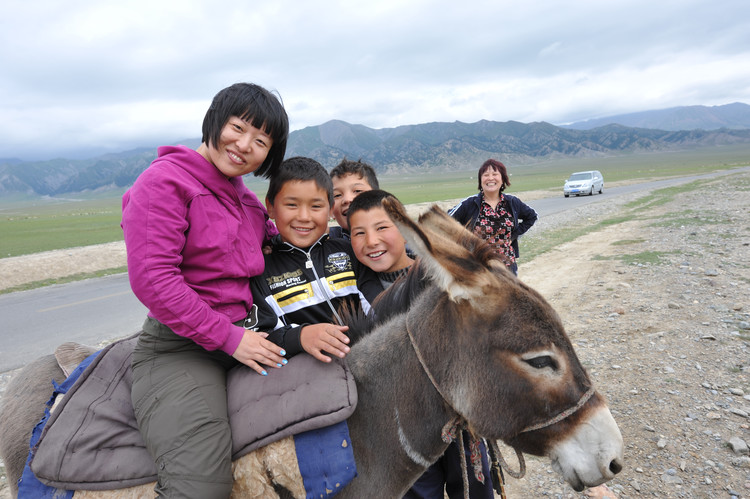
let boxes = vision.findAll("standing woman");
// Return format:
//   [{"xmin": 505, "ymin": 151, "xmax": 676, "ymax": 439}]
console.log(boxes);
[
  {"xmin": 121, "ymin": 83, "xmax": 289, "ymax": 497},
  {"xmin": 448, "ymin": 159, "xmax": 537, "ymax": 275}
]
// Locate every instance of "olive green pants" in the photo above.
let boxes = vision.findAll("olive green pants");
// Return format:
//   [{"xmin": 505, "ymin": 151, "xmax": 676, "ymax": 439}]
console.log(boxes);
[{"xmin": 131, "ymin": 317, "xmax": 239, "ymax": 498}]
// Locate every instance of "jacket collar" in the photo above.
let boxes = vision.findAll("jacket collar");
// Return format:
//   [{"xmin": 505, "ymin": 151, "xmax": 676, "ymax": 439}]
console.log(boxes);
[
  {"xmin": 158, "ymin": 145, "xmax": 242, "ymax": 204},
  {"xmin": 272, "ymin": 232, "xmax": 330, "ymax": 253}
]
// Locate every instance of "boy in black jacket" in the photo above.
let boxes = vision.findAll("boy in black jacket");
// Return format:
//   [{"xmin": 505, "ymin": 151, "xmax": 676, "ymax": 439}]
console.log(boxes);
[{"xmin": 248, "ymin": 156, "xmax": 383, "ymax": 366}]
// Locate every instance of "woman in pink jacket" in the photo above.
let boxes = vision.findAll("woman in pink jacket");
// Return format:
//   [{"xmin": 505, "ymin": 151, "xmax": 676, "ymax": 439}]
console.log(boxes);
[{"xmin": 121, "ymin": 83, "xmax": 289, "ymax": 498}]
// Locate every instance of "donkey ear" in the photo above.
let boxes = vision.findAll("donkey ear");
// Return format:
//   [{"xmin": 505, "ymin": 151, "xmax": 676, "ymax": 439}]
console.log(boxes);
[
  {"xmin": 55, "ymin": 342, "xmax": 98, "ymax": 378},
  {"xmin": 382, "ymin": 201, "xmax": 498, "ymax": 301}
]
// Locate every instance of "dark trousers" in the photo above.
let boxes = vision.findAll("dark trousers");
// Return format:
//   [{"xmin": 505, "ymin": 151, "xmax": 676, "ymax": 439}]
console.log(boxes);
[
  {"xmin": 404, "ymin": 433, "xmax": 495, "ymax": 499},
  {"xmin": 131, "ymin": 317, "xmax": 239, "ymax": 498}
]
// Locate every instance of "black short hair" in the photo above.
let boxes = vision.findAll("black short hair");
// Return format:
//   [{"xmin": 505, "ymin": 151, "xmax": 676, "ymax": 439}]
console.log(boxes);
[
  {"xmin": 329, "ymin": 158, "xmax": 380, "ymax": 189},
  {"xmin": 201, "ymin": 83, "xmax": 289, "ymax": 179},
  {"xmin": 266, "ymin": 157, "xmax": 334, "ymax": 207},
  {"xmin": 346, "ymin": 189, "xmax": 401, "ymax": 227}
]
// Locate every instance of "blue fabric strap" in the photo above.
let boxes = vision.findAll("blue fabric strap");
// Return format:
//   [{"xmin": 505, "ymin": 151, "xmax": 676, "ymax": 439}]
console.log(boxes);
[{"xmin": 293, "ymin": 421, "xmax": 357, "ymax": 498}]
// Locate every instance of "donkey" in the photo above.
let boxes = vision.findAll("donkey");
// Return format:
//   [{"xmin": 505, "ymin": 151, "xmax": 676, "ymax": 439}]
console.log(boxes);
[{"xmin": 0, "ymin": 202, "xmax": 624, "ymax": 498}]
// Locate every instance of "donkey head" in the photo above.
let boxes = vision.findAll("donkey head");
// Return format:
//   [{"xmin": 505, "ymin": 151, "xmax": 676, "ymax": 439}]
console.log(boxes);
[{"xmin": 383, "ymin": 200, "xmax": 624, "ymax": 491}]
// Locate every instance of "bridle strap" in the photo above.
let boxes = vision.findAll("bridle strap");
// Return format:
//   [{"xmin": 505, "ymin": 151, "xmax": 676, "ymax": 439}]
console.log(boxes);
[
  {"xmin": 489, "ymin": 440, "xmax": 526, "ymax": 480},
  {"xmin": 406, "ymin": 317, "xmax": 479, "ymax": 499},
  {"xmin": 520, "ymin": 386, "xmax": 596, "ymax": 434},
  {"xmin": 404, "ymin": 315, "xmax": 460, "ymax": 417}
]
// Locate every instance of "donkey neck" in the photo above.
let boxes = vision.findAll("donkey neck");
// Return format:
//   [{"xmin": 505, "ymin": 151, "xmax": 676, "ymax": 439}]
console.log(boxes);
[{"xmin": 344, "ymin": 313, "xmax": 457, "ymax": 496}]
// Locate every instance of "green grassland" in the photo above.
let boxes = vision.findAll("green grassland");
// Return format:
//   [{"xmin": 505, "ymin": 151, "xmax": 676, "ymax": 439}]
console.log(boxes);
[
  {"xmin": 1, "ymin": 144, "xmax": 749, "ymax": 258},
  {"xmin": 0, "ymin": 197, "xmax": 125, "ymax": 257}
]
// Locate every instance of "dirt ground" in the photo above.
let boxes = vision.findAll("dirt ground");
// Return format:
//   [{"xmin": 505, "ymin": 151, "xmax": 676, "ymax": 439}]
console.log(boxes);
[
  {"xmin": 503, "ymin": 172, "xmax": 750, "ymax": 498},
  {"xmin": 0, "ymin": 241, "xmax": 128, "ymax": 291},
  {"xmin": 1, "ymin": 175, "xmax": 749, "ymax": 498}
]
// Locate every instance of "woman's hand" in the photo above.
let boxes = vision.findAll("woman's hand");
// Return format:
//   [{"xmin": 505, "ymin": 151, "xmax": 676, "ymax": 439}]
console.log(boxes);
[
  {"xmin": 232, "ymin": 330, "xmax": 287, "ymax": 375},
  {"xmin": 300, "ymin": 324, "xmax": 350, "ymax": 363}
]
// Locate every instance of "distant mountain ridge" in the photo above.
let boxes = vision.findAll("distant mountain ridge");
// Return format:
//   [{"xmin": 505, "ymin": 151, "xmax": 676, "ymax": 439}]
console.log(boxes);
[
  {"xmin": 2, "ymin": 103, "xmax": 750, "ymax": 197},
  {"xmin": 563, "ymin": 103, "xmax": 750, "ymax": 131},
  {"xmin": 285, "ymin": 119, "xmax": 750, "ymax": 174}
]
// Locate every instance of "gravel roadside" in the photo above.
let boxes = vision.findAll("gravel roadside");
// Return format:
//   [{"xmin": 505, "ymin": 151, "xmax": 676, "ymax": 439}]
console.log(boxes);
[{"xmin": 504, "ymin": 171, "xmax": 750, "ymax": 498}]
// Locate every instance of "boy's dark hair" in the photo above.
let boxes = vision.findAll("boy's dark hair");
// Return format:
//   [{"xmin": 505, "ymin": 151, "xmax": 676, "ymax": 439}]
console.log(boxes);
[
  {"xmin": 477, "ymin": 159, "xmax": 511, "ymax": 192},
  {"xmin": 266, "ymin": 156, "xmax": 334, "ymax": 207},
  {"xmin": 202, "ymin": 83, "xmax": 289, "ymax": 179},
  {"xmin": 329, "ymin": 158, "xmax": 380, "ymax": 189},
  {"xmin": 346, "ymin": 189, "xmax": 401, "ymax": 227}
]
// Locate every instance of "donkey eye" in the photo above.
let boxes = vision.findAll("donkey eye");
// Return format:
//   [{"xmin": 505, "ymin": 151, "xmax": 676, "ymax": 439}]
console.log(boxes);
[{"xmin": 525, "ymin": 355, "xmax": 557, "ymax": 370}]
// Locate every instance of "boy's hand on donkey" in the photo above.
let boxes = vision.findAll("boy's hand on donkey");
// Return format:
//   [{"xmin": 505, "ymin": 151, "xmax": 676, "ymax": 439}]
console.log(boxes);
[
  {"xmin": 232, "ymin": 330, "xmax": 288, "ymax": 376},
  {"xmin": 300, "ymin": 324, "xmax": 351, "ymax": 363}
]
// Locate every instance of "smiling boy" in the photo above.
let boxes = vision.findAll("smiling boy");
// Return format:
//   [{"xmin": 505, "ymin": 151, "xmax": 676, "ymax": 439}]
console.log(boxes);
[
  {"xmin": 347, "ymin": 190, "xmax": 414, "ymax": 288},
  {"xmin": 249, "ymin": 157, "xmax": 383, "ymax": 363},
  {"xmin": 328, "ymin": 159, "xmax": 379, "ymax": 239}
]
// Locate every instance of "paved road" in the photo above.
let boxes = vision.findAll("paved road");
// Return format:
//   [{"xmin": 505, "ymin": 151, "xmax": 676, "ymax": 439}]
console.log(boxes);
[
  {"xmin": 0, "ymin": 274, "xmax": 147, "ymax": 371},
  {"xmin": 529, "ymin": 166, "xmax": 749, "ymax": 216},
  {"xmin": 1, "ymin": 166, "xmax": 748, "ymax": 372}
]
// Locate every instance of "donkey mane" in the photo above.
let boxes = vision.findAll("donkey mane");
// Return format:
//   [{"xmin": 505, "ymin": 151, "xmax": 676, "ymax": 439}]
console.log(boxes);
[
  {"xmin": 342, "ymin": 205, "xmax": 514, "ymax": 346},
  {"xmin": 338, "ymin": 262, "xmax": 430, "ymax": 346},
  {"xmin": 371, "ymin": 261, "xmax": 429, "ymax": 321}
]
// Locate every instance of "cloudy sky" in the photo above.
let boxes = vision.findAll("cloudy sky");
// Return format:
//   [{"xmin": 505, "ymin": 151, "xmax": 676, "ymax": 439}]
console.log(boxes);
[{"xmin": 2, "ymin": 0, "xmax": 749, "ymax": 161}]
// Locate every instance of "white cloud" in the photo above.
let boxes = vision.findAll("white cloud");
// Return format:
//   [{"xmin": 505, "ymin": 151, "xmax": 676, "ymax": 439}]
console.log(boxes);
[{"xmin": 1, "ymin": 0, "xmax": 749, "ymax": 160}]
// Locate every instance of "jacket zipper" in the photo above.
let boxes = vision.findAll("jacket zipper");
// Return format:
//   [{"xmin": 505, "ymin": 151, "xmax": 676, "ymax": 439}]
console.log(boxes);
[{"xmin": 284, "ymin": 236, "xmax": 343, "ymax": 325}]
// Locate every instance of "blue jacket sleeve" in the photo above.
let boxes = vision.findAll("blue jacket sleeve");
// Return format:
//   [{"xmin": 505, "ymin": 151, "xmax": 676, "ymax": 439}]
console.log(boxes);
[
  {"xmin": 512, "ymin": 198, "xmax": 538, "ymax": 240},
  {"xmin": 448, "ymin": 197, "xmax": 473, "ymax": 227}
]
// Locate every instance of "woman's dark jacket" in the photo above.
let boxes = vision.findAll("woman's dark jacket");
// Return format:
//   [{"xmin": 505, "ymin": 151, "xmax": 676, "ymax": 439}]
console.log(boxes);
[{"xmin": 447, "ymin": 193, "xmax": 537, "ymax": 258}]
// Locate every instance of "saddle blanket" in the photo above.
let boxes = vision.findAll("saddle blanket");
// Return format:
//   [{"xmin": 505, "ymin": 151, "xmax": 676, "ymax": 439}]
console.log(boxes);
[{"xmin": 19, "ymin": 335, "xmax": 358, "ymax": 497}]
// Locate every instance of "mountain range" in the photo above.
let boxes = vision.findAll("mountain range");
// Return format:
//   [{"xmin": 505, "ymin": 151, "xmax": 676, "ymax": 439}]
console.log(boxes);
[
  {"xmin": 563, "ymin": 102, "xmax": 750, "ymax": 131},
  {"xmin": 2, "ymin": 103, "xmax": 749, "ymax": 197}
]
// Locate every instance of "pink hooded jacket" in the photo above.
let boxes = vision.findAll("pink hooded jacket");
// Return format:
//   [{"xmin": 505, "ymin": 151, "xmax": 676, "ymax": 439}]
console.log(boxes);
[{"xmin": 121, "ymin": 145, "xmax": 277, "ymax": 355}]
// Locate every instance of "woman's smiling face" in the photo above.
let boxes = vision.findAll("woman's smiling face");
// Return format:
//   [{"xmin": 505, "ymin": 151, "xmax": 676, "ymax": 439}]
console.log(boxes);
[
  {"xmin": 200, "ymin": 116, "xmax": 273, "ymax": 177},
  {"xmin": 480, "ymin": 166, "xmax": 504, "ymax": 195}
]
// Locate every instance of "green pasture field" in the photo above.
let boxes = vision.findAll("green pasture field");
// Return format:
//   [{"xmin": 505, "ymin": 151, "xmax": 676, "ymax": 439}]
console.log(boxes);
[
  {"xmin": 1, "ymin": 144, "xmax": 749, "ymax": 259},
  {"xmin": 0, "ymin": 197, "xmax": 125, "ymax": 258}
]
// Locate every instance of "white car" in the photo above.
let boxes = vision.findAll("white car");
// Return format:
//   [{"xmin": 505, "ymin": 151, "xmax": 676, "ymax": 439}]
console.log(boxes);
[{"xmin": 564, "ymin": 170, "xmax": 604, "ymax": 197}]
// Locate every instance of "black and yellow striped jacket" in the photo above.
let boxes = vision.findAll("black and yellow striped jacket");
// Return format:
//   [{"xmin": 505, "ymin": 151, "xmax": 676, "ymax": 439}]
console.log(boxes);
[{"xmin": 249, "ymin": 233, "xmax": 383, "ymax": 357}]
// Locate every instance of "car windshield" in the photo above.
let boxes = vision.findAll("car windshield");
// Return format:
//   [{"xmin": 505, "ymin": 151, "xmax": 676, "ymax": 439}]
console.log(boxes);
[{"xmin": 569, "ymin": 173, "xmax": 592, "ymax": 181}]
